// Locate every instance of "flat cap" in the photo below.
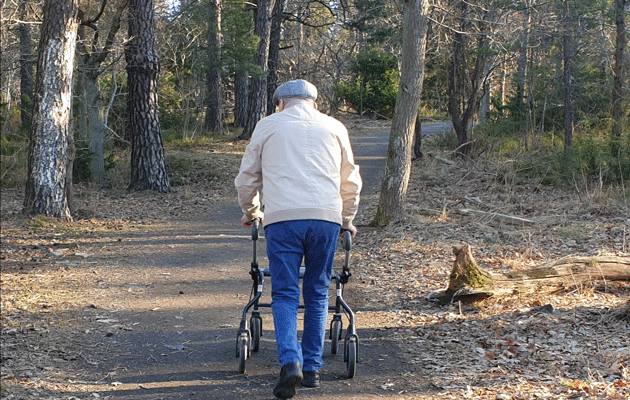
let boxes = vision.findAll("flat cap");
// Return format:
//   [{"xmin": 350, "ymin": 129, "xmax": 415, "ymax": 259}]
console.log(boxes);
[{"xmin": 272, "ymin": 79, "xmax": 318, "ymax": 104}]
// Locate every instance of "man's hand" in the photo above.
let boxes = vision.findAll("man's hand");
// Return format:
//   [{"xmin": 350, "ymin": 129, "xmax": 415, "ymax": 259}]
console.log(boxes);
[
  {"xmin": 343, "ymin": 223, "xmax": 357, "ymax": 238},
  {"xmin": 241, "ymin": 214, "xmax": 262, "ymax": 228}
]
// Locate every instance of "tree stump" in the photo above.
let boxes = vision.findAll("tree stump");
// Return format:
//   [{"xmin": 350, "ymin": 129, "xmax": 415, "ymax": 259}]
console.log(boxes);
[{"xmin": 429, "ymin": 243, "xmax": 630, "ymax": 303}]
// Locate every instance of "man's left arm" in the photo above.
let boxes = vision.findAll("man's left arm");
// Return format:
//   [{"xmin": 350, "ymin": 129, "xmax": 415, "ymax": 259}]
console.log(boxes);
[{"xmin": 339, "ymin": 132, "xmax": 362, "ymax": 233}]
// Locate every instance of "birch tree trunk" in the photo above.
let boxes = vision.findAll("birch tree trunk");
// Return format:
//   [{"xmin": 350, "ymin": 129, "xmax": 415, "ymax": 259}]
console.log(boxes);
[
  {"xmin": 205, "ymin": 0, "xmax": 223, "ymax": 133},
  {"xmin": 126, "ymin": 0, "xmax": 170, "ymax": 192},
  {"xmin": 240, "ymin": 0, "xmax": 272, "ymax": 140},
  {"xmin": 371, "ymin": 0, "xmax": 429, "ymax": 226},
  {"xmin": 23, "ymin": 0, "xmax": 79, "ymax": 220}
]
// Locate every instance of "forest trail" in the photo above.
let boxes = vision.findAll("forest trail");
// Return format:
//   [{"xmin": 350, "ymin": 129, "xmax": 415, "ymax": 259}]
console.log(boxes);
[{"xmin": 75, "ymin": 124, "xmax": 443, "ymax": 400}]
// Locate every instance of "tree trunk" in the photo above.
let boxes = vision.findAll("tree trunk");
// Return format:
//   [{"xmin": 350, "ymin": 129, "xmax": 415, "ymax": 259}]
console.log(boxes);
[
  {"xmin": 611, "ymin": 0, "xmax": 627, "ymax": 152},
  {"xmin": 83, "ymin": 71, "xmax": 107, "ymax": 187},
  {"xmin": 76, "ymin": 0, "xmax": 126, "ymax": 187},
  {"xmin": 19, "ymin": 0, "xmax": 35, "ymax": 131},
  {"xmin": 430, "ymin": 244, "xmax": 630, "ymax": 303},
  {"xmin": 563, "ymin": 0, "xmax": 574, "ymax": 153},
  {"xmin": 371, "ymin": 0, "xmax": 429, "ymax": 227},
  {"xmin": 126, "ymin": 0, "xmax": 170, "ymax": 192},
  {"xmin": 413, "ymin": 112, "xmax": 422, "ymax": 159},
  {"xmin": 446, "ymin": 2, "xmax": 487, "ymax": 158},
  {"xmin": 23, "ymin": 0, "xmax": 79, "ymax": 220},
  {"xmin": 205, "ymin": 0, "xmax": 223, "ymax": 133},
  {"xmin": 515, "ymin": 0, "xmax": 530, "ymax": 122},
  {"xmin": 266, "ymin": 0, "xmax": 286, "ymax": 116},
  {"xmin": 234, "ymin": 70, "xmax": 249, "ymax": 128},
  {"xmin": 240, "ymin": 0, "xmax": 272, "ymax": 140}
]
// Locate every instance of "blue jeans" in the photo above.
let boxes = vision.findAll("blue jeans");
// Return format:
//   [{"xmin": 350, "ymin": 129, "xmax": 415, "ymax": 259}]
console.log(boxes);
[{"xmin": 264, "ymin": 219, "xmax": 341, "ymax": 372}]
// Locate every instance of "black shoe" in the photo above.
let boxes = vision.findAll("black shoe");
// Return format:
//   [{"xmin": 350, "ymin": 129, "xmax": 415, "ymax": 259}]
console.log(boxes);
[
  {"xmin": 302, "ymin": 370, "xmax": 321, "ymax": 388},
  {"xmin": 273, "ymin": 362, "xmax": 303, "ymax": 399}
]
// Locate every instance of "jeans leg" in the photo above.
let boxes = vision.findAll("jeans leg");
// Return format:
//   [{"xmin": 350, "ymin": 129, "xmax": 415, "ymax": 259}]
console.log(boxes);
[
  {"xmin": 301, "ymin": 221, "xmax": 340, "ymax": 372},
  {"xmin": 265, "ymin": 222, "xmax": 304, "ymax": 367}
]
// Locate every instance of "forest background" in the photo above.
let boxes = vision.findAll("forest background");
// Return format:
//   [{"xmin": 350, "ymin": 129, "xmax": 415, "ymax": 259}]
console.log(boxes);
[{"xmin": 1, "ymin": 0, "xmax": 629, "ymax": 201}]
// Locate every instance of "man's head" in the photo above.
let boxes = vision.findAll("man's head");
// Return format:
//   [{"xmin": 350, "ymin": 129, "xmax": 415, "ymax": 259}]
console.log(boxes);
[{"xmin": 272, "ymin": 79, "xmax": 318, "ymax": 109}]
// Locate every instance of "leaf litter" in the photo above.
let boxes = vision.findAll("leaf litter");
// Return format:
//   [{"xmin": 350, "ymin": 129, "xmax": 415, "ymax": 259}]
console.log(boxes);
[{"xmin": 1, "ymin": 117, "xmax": 629, "ymax": 399}]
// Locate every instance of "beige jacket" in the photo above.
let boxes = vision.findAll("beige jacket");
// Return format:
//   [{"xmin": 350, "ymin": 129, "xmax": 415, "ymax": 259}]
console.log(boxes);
[{"xmin": 235, "ymin": 102, "xmax": 362, "ymax": 229}]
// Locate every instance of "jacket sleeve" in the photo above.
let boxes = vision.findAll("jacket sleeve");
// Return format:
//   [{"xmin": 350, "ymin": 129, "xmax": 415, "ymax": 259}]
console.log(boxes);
[
  {"xmin": 339, "ymin": 130, "xmax": 362, "ymax": 229},
  {"xmin": 234, "ymin": 134, "xmax": 265, "ymax": 221}
]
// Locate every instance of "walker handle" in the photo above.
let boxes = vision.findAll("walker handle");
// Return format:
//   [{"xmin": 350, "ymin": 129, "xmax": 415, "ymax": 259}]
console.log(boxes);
[
  {"xmin": 251, "ymin": 219, "xmax": 259, "ymax": 241},
  {"xmin": 342, "ymin": 230, "xmax": 352, "ymax": 251}
]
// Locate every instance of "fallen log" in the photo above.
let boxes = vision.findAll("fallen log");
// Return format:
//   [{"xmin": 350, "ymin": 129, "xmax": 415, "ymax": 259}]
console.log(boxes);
[{"xmin": 428, "ymin": 244, "xmax": 630, "ymax": 303}]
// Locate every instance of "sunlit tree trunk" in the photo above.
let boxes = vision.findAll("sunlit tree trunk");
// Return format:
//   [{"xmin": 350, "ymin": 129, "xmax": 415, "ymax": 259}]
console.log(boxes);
[
  {"xmin": 126, "ymin": 0, "xmax": 170, "ymax": 192},
  {"xmin": 371, "ymin": 0, "xmax": 429, "ymax": 227},
  {"xmin": 205, "ymin": 0, "xmax": 223, "ymax": 132},
  {"xmin": 240, "ymin": 0, "xmax": 272, "ymax": 139},
  {"xmin": 23, "ymin": 0, "xmax": 79, "ymax": 220}
]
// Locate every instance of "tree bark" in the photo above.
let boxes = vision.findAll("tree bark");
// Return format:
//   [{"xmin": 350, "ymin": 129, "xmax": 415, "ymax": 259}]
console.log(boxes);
[
  {"xmin": 371, "ymin": 0, "xmax": 429, "ymax": 227},
  {"xmin": 562, "ymin": 0, "xmax": 574, "ymax": 153},
  {"xmin": 83, "ymin": 71, "xmax": 107, "ymax": 186},
  {"xmin": 205, "ymin": 0, "xmax": 223, "ymax": 133},
  {"xmin": 77, "ymin": 0, "xmax": 126, "ymax": 187},
  {"xmin": 611, "ymin": 0, "xmax": 627, "ymax": 152},
  {"xmin": 23, "ymin": 0, "xmax": 79, "ymax": 220},
  {"xmin": 413, "ymin": 112, "xmax": 422, "ymax": 159},
  {"xmin": 446, "ymin": 1, "xmax": 488, "ymax": 158},
  {"xmin": 19, "ymin": 0, "xmax": 35, "ymax": 131},
  {"xmin": 430, "ymin": 244, "xmax": 630, "ymax": 303},
  {"xmin": 240, "ymin": 0, "xmax": 272, "ymax": 140},
  {"xmin": 126, "ymin": 0, "xmax": 170, "ymax": 192},
  {"xmin": 234, "ymin": 70, "xmax": 249, "ymax": 128},
  {"xmin": 266, "ymin": 0, "xmax": 286, "ymax": 116}
]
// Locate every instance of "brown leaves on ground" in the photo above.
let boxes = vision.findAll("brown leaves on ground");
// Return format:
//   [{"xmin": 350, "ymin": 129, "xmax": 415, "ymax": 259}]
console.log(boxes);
[
  {"xmin": 1, "ymin": 118, "xmax": 629, "ymax": 399},
  {"xmin": 351, "ymin": 131, "xmax": 629, "ymax": 399}
]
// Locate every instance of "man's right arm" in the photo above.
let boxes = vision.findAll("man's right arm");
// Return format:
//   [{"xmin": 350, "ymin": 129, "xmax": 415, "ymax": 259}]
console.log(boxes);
[{"xmin": 235, "ymin": 139, "xmax": 265, "ymax": 223}]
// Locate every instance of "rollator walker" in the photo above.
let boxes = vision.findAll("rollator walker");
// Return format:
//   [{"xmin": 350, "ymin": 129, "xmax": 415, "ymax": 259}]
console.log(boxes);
[{"xmin": 236, "ymin": 220, "xmax": 358, "ymax": 378}]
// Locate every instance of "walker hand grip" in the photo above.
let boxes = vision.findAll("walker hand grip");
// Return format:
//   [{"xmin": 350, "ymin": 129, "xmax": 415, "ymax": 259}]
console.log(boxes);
[
  {"xmin": 342, "ymin": 230, "xmax": 352, "ymax": 251},
  {"xmin": 251, "ymin": 219, "xmax": 259, "ymax": 241}
]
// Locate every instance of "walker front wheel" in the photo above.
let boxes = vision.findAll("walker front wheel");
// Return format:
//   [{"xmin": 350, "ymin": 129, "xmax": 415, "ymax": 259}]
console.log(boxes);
[
  {"xmin": 345, "ymin": 337, "xmax": 357, "ymax": 378},
  {"xmin": 330, "ymin": 320, "xmax": 342, "ymax": 355},
  {"xmin": 250, "ymin": 316, "xmax": 262, "ymax": 352},
  {"xmin": 237, "ymin": 332, "xmax": 249, "ymax": 373}
]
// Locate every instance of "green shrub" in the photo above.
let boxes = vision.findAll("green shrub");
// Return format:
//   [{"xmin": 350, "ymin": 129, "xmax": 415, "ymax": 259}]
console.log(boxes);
[{"xmin": 334, "ymin": 48, "xmax": 399, "ymax": 118}]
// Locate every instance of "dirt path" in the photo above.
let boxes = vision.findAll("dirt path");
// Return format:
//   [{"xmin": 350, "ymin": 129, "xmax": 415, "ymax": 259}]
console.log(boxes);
[{"xmin": 73, "ymin": 128, "xmax": 430, "ymax": 400}]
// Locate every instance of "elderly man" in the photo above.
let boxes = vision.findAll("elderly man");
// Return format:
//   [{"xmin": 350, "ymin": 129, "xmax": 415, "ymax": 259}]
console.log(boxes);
[{"xmin": 235, "ymin": 79, "xmax": 362, "ymax": 399}]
